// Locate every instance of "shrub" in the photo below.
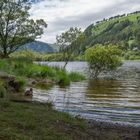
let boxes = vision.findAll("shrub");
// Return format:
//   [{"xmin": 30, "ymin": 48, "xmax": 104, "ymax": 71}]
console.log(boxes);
[{"xmin": 85, "ymin": 44, "xmax": 122, "ymax": 78}]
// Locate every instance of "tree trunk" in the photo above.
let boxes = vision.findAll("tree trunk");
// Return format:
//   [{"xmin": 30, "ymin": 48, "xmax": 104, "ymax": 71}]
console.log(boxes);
[
  {"xmin": 0, "ymin": 53, "xmax": 9, "ymax": 59},
  {"xmin": 63, "ymin": 61, "xmax": 68, "ymax": 69},
  {"xmin": 0, "ymin": 46, "xmax": 9, "ymax": 58}
]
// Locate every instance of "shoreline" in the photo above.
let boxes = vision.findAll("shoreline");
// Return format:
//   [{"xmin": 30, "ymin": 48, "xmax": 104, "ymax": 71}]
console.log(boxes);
[
  {"xmin": 10, "ymin": 99, "xmax": 140, "ymax": 140},
  {"xmin": 86, "ymin": 119, "xmax": 140, "ymax": 140},
  {"xmin": 56, "ymin": 109, "xmax": 140, "ymax": 140}
]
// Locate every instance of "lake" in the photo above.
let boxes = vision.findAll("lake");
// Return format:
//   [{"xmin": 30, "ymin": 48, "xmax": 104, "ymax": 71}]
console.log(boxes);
[{"xmin": 33, "ymin": 61, "xmax": 140, "ymax": 126}]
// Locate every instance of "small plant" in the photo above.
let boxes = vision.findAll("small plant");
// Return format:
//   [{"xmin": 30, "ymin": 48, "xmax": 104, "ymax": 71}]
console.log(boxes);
[
  {"xmin": 57, "ymin": 72, "xmax": 70, "ymax": 86},
  {"xmin": 40, "ymin": 67, "xmax": 56, "ymax": 78}
]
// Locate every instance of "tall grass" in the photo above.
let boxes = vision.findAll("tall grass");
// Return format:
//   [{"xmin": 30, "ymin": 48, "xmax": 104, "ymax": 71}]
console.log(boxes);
[
  {"xmin": 69, "ymin": 72, "xmax": 85, "ymax": 82},
  {"xmin": 15, "ymin": 77, "xmax": 27, "ymax": 91},
  {"xmin": 0, "ymin": 58, "xmax": 85, "ymax": 87},
  {"xmin": 0, "ymin": 58, "xmax": 75, "ymax": 86}
]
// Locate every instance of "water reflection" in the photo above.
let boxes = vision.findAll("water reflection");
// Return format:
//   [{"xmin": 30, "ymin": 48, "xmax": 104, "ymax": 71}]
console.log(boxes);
[{"xmin": 33, "ymin": 61, "xmax": 140, "ymax": 126}]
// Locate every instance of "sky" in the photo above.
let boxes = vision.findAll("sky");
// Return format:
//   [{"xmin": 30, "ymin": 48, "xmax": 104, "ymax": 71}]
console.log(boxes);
[{"xmin": 30, "ymin": 0, "xmax": 140, "ymax": 43}]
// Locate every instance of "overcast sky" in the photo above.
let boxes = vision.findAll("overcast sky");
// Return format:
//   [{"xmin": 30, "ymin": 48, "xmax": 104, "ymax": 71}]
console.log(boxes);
[{"xmin": 30, "ymin": 0, "xmax": 140, "ymax": 43}]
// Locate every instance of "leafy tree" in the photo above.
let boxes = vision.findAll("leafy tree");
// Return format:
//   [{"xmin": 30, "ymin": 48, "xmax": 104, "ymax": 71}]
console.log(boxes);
[
  {"xmin": 0, "ymin": 0, "xmax": 47, "ymax": 58},
  {"xmin": 85, "ymin": 44, "xmax": 122, "ymax": 78},
  {"xmin": 56, "ymin": 27, "xmax": 85, "ymax": 68}
]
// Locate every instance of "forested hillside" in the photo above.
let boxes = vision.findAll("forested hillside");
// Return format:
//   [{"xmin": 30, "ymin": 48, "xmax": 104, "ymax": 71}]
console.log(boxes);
[
  {"xmin": 20, "ymin": 41, "xmax": 56, "ymax": 53},
  {"xmin": 83, "ymin": 11, "xmax": 140, "ymax": 51}
]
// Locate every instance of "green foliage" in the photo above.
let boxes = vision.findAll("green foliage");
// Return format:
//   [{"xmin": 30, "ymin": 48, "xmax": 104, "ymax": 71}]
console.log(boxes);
[
  {"xmin": 74, "ymin": 55, "xmax": 85, "ymax": 61},
  {"xmin": 0, "ymin": 58, "xmax": 32, "ymax": 76},
  {"xmin": 123, "ymin": 51, "xmax": 140, "ymax": 60},
  {"xmin": 0, "ymin": 58, "xmax": 84, "ymax": 87},
  {"xmin": 15, "ymin": 77, "xmax": 26, "ymax": 91},
  {"xmin": 50, "ymin": 67, "xmax": 70, "ymax": 86},
  {"xmin": 56, "ymin": 27, "xmax": 85, "ymax": 68},
  {"xmin": 27, "ymin": 65, "xmax": 55, "ymax": 78},
  {"xmin": 0, "ymin": 99, "xmax": 87, "ymax": 140},
  {"xmin": 85, "ymin": 44, "xmax": 122, "ymax": 78},
  {"xmin": 0, "ymin": 80, "xmax": 6, "ymax": 98},
  {"xmin": 42, "ymin": 53, "xmax": 64, "ymax": 61},
  {"xmin": 10, "ymin": 50, "xmax": 42, "ymax": 60},
  {"xmin": 11, "ymin": 50, "xmax": 65, "ymax": 61},
  {"xmin": 83, "ymin": 13, "xmax": 140, "ymax": 52},
  {"xmin": 0, "ymin": 0, "xmax": 47, "ymax": 58},
  {"xmin": 69, "ymin": 72, "xmax": 85, "ymax": 82},
  {"xmin": 57, "ymin": 71, "xmax": 70, "ymax": 86}
]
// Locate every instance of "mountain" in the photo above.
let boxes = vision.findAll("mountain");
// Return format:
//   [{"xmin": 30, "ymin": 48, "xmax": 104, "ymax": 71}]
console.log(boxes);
[
  {"xmin": 49, "ymin": 43, "xmax": 59, "ymax": 52},
  {"xmin": 27, "ymin": 0, "xmax": 44, "ymax": 3},
  {"xmin": 82, "ymin": 11, "xmax": 140, "ymax": 51},
  {"xmin": 20, "ymin": 41, "xmax": 57, "ymax": 53}
]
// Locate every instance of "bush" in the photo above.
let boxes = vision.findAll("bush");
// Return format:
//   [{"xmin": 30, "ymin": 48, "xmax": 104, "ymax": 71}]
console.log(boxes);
[{"xmin": 85, "ymin": 44, "xmax": 122, "ymax": 78}]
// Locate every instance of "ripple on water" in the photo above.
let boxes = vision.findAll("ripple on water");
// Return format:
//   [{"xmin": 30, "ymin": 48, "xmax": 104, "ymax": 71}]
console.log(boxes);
[{"xmin": 33, "ymin": 61, "xmax": 140, "ymax": 126}]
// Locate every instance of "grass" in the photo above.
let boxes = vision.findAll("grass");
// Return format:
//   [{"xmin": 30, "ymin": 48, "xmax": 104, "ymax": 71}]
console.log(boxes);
[
  {"xmin": 14, "ymin": 77, "xmax": 27, "ymax": 91},
  {"xmin": 69, "ymin": 72, "xmax": 85, "ymax": 82},
  {"xmin": 92, "ymin": 13, "xmax": 140, "ymax": 36},
  {"xmin": 0, "ymin": 58, "xmax": 85, "ymax": 87},
  {"xmin": 0, "ymin": 80, "xmax": 6, "ymax": 98},
  {"xmin": 0, "ymin": 99, "xmax": 88, "ymax": 140},
  {"xmin": 0, "ymin": 99, "xmax": 127, "ymax": 140}
]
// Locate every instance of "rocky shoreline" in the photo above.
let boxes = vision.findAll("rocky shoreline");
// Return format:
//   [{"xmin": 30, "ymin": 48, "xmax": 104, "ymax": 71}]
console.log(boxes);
[
  {"xmin": 86, "ymin": 119, "xmax": 140, "ymax": 140},
  {"xmin": 5, "ymin": 96, "xmax": 140, "ymax": 140}
]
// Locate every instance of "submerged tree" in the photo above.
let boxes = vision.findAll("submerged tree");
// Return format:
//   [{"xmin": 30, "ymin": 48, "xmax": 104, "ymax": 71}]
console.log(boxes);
[
  {"xmin": 85, "ymin": 44, "xmax": 122, "ymax": 78},
  {"xmin": 0, "ymin": 0, "xmax": 47, "ymax": 58},
  {"xmin": 56, "ymin": 27, "xmax": 86, "ymax": 68}
]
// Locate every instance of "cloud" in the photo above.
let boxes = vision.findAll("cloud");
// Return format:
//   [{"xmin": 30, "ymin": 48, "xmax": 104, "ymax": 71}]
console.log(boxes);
[{"xmin": 30, "ymin": 0, "xmax": 140, "ymax": 43}]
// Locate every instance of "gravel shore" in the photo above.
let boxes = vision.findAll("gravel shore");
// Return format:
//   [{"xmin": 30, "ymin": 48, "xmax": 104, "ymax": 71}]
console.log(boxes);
[{"xmin": 86, "ymin": 120, "xmax": 140, "ymax": 140}]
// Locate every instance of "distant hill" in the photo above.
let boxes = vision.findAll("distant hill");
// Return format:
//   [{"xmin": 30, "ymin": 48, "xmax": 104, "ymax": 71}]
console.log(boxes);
[
  {"xmin": 27, "ymin": 0, "xmax": 44, "ymax": 3},
  {"xmin": 82, "ymin": 11, "xmax": 140, "ymax": 51},
  {"xmin": 20, "ymin": 41, "xmax": 58, "ymax": 53},
  {"xmin": 49, "ymin": 43, "xmax": 59, "ymax": 52}
]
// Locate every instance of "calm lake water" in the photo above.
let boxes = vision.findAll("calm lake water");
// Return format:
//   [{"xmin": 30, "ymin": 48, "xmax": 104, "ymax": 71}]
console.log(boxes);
[{"xmin": 33, "ymin": 61, "xmax": 140, "ymax": 126}]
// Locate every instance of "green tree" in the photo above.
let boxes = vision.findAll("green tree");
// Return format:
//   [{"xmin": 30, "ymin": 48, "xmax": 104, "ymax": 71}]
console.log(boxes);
[
  {"xmin": 56, "ymin": 27, "xmax": 85, "ymax": 68},
  {"xmin": 85, "ymin": 44, "xmax": 122, "ymax": 78},
  {"xmin": 0, "ymin": 0, "xmax": 47, "ymax": 58}
]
